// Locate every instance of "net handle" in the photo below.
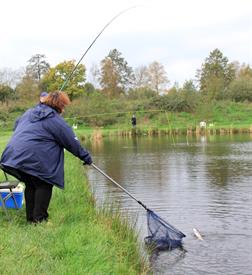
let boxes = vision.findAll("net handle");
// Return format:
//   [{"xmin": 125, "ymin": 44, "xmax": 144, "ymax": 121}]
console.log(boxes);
[{"xmin": 91, "ymin": 163, "xmax": 147, "ymax": 210}]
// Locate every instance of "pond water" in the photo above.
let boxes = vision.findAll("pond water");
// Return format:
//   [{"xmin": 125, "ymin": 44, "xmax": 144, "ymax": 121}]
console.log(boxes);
[{"xmin": 86, "ymin": 134, "xmax": 252, "ymax": 275}]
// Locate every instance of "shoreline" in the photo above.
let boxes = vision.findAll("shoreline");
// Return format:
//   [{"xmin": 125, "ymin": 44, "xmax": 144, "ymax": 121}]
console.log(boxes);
[{"xmin": 73, "ymin": 125, "xmax": 252, "ymax": 141}]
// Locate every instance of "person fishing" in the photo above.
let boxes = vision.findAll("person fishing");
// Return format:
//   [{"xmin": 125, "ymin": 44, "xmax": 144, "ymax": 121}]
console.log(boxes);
[
  {"xmin": 131, "ymin": 114, "xmax": 137, "ymax": 128},
  {"xmin": 0, "ymin": 91, "xmax": 92, "ymax": 224}
]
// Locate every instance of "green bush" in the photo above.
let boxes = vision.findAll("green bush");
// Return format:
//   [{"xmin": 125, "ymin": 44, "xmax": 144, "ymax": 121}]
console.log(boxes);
[
  {"xmin": 149, "ymin": 92, "xmax": 198, "ymax": 112},
  {"xmin": 227, "ymin": 78, "xmax": 252, "ymax": 102}
]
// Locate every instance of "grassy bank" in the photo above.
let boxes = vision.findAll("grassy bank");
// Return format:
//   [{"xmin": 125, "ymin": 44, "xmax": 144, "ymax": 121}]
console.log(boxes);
[
  {"xmin": 1, "ymin": 100, "xmax": 252, "ymax": 136},
  {"xmin": 0, "ymin": 138, "xmax": 149, "ymax": 274},
  {"xmin": 65, "ymin": 101, "xmax": 252, "ymax": 139}
]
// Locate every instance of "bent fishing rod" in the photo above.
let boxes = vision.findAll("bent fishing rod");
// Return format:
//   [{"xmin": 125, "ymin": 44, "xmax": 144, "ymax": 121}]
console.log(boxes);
[
  {"xmin": 60, "ymin": 6, "xmax": 144, "ymax": 209},
  {"xmin": 60, "ymin": 6, "xmax": 137, "ymax": 92}
]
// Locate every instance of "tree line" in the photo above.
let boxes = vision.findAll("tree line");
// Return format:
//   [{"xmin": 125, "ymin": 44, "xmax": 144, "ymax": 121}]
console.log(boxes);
[{"xmin": 0, "ymin": 48, "xmax": 251, "ymax": 117}]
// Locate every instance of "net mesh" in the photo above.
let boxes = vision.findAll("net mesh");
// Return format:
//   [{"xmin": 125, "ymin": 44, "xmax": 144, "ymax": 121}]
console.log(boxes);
[{"xmin": 145, "ymin": 209, "xmax": 186, "ymax": 250}]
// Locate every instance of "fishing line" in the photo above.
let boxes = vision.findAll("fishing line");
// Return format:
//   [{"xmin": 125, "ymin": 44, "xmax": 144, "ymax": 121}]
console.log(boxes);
[{"xmin": 60, "ymin": 6, "xmax": 138, "ymax": 91}]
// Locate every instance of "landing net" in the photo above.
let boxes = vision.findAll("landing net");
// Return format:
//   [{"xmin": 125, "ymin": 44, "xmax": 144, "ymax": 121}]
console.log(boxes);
[{"xmin": 145, "ymin": 209, "xmax": 186, "ymax": 250}]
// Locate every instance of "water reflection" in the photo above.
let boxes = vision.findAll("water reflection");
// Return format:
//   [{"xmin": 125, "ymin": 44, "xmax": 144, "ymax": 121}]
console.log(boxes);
[{"xmin": 86, "ymin": 134, "xmax": 252, "ymax": 275}]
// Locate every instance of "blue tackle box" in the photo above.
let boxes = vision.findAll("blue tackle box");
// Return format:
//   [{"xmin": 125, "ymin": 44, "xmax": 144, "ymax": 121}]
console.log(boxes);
[{"xmin": 0, "ymin": 185, "xmax": 24, "ymax": 209}]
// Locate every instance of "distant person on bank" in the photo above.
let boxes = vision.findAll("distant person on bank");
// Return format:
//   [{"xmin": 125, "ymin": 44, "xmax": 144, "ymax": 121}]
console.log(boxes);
[
  {"xmin": 131, "ymin": 114, "xmax": 137, "ymax": 128},
  {"xmin": 0, "ymin": 91, "xmax": 92, "ymax": 224}
]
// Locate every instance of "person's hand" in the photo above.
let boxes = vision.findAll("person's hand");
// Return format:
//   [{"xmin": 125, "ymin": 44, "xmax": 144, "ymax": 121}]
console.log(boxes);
[{"xmin": 83, "ymin": 154, "xmax": 92, "ymax": 165}]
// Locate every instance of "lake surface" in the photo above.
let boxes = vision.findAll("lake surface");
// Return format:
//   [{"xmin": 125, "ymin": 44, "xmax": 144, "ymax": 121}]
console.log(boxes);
[{"xmin": 86, "ymin": 134, "xmax": 252, "ymax": 275}]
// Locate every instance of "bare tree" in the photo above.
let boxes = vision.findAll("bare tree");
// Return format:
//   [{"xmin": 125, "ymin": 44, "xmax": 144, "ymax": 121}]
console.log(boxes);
[
  {"xmin": 147, "ymin": 61, "xmax": 169, "ymax": 94},
  {"xmin": 0, "ymin": 67, "xmax": 24, "ymax": 88},
  {"xmin": 26, "ymin": 54, "xmax": 50, "ymax": 82},
  {"xmin": 89, "ymin": 63, "xmax": 100, "ymax": 88},
  {"xmin": 134, "ymin": 65, "xmax": 149, "ymax": 88}
]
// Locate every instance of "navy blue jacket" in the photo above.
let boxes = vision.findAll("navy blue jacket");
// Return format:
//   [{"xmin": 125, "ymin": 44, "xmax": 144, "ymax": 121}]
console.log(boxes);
[{"xmin": 0, "ymin": 104, "xmax": 91, "ymax": 189}]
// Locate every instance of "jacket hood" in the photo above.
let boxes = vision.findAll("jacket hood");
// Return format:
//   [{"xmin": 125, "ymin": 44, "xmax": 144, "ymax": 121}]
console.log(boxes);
[{"xmin": 29, "ymin": 104, "xmax": 55, "ymax": 122}]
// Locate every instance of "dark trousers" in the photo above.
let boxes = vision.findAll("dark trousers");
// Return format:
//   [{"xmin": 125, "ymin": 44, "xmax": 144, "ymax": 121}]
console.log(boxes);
[{"xmin": 23, "ymin": 174, "xmax": 53, "ymax": 223}]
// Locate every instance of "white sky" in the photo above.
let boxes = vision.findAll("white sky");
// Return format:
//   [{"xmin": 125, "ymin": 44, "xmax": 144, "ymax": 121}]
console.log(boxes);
[{"xmin": 1, "ymin": 0, "xmax": 251, "ymax": 86}]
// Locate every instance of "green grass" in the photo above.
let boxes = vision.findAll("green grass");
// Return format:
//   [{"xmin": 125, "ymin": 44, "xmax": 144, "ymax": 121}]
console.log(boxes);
[
  {"xmin": 0, "ymin": 137, "xmax": 149, "ymax": 274},
  {"xmin": 2, "ymin": 100, "xmax": 252, "ymax": 134},
  {"xmin": 66, "ymin": 101, "xmax": 252, "ymax": 138}
]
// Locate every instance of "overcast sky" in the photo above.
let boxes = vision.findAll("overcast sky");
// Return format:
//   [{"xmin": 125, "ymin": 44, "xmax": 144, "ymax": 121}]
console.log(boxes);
[{"xmin": 1, "ymin": 0, "xmax": 251, "ymax": 86}]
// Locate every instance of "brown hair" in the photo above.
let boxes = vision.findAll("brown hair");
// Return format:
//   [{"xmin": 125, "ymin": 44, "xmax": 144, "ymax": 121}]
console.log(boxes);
[{"xmin": 43, "ymin": 91, "xmax": 70, "ymax": 113}]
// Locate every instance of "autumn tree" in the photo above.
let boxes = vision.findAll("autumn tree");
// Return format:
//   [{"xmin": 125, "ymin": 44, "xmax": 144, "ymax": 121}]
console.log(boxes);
[
  {"xmin": 26, "ymin": 54, "xmax": 50, "ymax": 82},
  {"xmin": 99, "ymin": 49, "xmax": 135, "ymax": 97},
  {"xmin": 41, "ymin": 60, "xmax": 86, "ymax": 100},
  {"xmin": 196, "ymin": 48, "xmax": 236, "ymax": 100}
]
